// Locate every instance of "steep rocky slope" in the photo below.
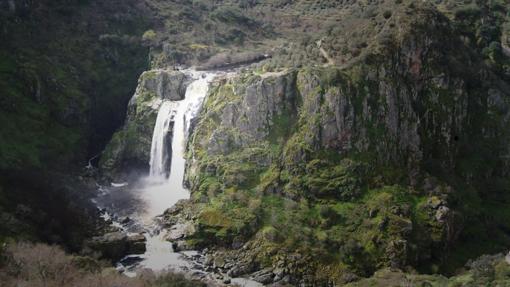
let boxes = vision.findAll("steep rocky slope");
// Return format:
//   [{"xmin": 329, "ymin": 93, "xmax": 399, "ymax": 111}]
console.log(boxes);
[
  {"xmin": 2, "ymin": 0, "xmax": 510, "ymax": 285},
  {"xmin": 100, "ymin": 70, "xmax": 190, "ymax": 179},
  {"xmin": 0, "ymin": 0, "xmax": 151, "ymax": 247},
  {"xmin": 0, "ymin": 0, "xmax": 151, "ymax": 170},
  {"xmin": 158, "ymin": 3, "xmax": 510, "ymax": 285},
  {"xmin": 93, "ymin": 0, "xmax": 510, "ymax": 285}
]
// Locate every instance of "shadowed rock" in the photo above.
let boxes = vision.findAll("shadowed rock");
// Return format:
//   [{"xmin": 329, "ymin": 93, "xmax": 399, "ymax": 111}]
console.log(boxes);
[{"xmin": 99, "ymin": 70, "xmax": 190, "ymax": 180}]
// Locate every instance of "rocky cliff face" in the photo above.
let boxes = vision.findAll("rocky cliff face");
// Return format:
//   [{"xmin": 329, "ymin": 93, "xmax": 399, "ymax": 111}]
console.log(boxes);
[
  {"xmin": 99, "ymin": 70, "xmax": 189, "ymax": 180},
  {"xmin": 169, "ymin": 6, "xmax": 510, "ymax": 285}
]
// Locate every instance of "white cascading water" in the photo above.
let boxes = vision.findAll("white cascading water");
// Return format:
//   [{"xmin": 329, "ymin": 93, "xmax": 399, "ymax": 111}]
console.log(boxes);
[
  {"xmin": 149, "ymin": 101, "xmax": 174, "ymax": 179},
  {"xmin": 142, "ymin": 72, "xmax": 216, "ymax": 220},
  {"xmin": 119, "ymin": 71, "xmax": 218, "ymax": 275},
  {"xmin": 99, "ymin": 70, "xmax": 264, "ymax": 286},
  {"xmin": 166, "ymin": 72, "xmax": 214, "ymax": 199}
]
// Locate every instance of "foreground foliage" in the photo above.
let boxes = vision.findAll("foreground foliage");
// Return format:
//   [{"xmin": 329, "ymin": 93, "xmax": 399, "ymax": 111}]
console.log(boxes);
[{"xmin": 0, "ymin": 242, "xmax": 205, "ymax": 287}]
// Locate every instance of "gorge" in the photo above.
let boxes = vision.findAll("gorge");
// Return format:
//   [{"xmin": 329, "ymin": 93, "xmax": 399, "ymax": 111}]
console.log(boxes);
[
  {"xmin": 96, "ymin": 69, "xmax": 264, "ymax": 286},
  {"xmin": 96, "ymin": 70, "xmax": 216, "ymax": 272},
  {"xmin": 1, "ymin": 0, "xmax": 510, "ymax": 286}
]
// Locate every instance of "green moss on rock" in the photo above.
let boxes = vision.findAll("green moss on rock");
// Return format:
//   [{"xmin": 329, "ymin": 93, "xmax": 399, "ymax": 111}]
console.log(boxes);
[{"xmin": 182, "ymin": 7, "xmax": 510, "ymax": 283}]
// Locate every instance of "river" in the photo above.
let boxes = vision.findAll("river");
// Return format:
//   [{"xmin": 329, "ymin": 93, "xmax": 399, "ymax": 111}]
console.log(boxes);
[{"xmin": 93, "ymin": 69, "xmax": 262, "ymax": 286}]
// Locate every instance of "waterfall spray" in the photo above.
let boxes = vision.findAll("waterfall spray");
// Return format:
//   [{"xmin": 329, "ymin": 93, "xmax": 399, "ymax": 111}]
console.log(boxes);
[{"xmin": 143, "ymin": 71, "xmax": 216, "ymax": 218}]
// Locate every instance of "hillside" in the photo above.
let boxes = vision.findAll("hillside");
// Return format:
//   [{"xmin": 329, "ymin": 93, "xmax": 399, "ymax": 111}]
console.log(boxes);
[
  {"xmin": 0, "ymin": 0, "xmax": 151, "ymax": 248},
  {"xmin": 1, "ymin": 0, "xmax": 510, "ymax": 286}
]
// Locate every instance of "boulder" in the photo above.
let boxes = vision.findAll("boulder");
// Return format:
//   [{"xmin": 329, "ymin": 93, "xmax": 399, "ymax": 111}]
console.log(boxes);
[
  {"xmin": 137, "ymin": 70, "xmax": 189, "ymax": 101},
  {"xmin": 227, "ymin": 260, "xmax": 257, "ymax": 277},
  {"xmin": 172, "ymin": 240, "xmax": 191, "ymax": 252},
  {"xmin": 251, "ymin": 268, "xmax": 275, "ymax": 284},
  {"xmin": 87, "ymin": 232, "xmax": 146, "ymax": 261},
  {"xmin": 166, "ymin": 223, "xmax": 188, "ymax": 240},
  {"xmin": 126, "ymin": 233, "xmax": 147, "ymax": 254}
]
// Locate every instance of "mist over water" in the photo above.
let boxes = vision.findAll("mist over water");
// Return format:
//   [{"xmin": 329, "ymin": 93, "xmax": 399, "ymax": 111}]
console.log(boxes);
[
  {"xmin": 95, "ymin": 71, "xmax": 262, "ymax": 286},
  {"xmin": 141, "ymin": 72, "xmax": 216, "ymax": 220},
  {"xmin": 95, "ymin": 70, "xmax": 218, "ymax": 275},
  {"xmin": 120, "ymin": 71, "xmax": 217, "ymax": 273}
]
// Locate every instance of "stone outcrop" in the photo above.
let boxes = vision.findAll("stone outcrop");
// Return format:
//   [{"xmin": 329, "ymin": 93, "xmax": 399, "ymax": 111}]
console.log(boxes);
[
  {"xmin": 197, "ymin": 52, "xmax": 271, "ymax": 71},
  {"xmin": 99, "ymin": 70, "xmax": 190, "ymax": 180},
  {"xmin": 203, "ymin": 70, "xmax": 298, "ymax": 155},
  {"xmin": 86, "ymin": 232, "xmax": 146, "ymax": 262},
  {"xmin": 134, "ymin": 69, "xmax": 189, "ymax": 101}
]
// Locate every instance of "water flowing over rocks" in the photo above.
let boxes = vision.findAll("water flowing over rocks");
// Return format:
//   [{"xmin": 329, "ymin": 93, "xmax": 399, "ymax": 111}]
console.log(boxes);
[
  {"xmin": 149, "ymin": 101, "xmax": 175, "ymax": 178},
  {"xmin": 99, "ymin": 70, "xmax": 190, "ymax": 181},
  {"xmin": 93, "ymin": 69, "xmax": 267, "ymax": 286}
]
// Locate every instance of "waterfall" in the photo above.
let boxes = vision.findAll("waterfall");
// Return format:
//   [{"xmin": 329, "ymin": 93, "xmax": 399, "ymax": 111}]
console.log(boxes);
[
  {"xmin": 166, "ymin": 73, "xmax": 214, "ymax": 195},
  {"xmin": 98, "ymin": 70, "xmax": 262, "ymax": 286},
  {"xmin": 149, "ymin": 72, "xmax": 213, "ymax": 181},
  {"xmin": 143, "ymin": 71, "xmax": 216, "ymax": 219},
  {"xmin": 149, "ymin": 101, "xmax": 174, "ymax": 179}
]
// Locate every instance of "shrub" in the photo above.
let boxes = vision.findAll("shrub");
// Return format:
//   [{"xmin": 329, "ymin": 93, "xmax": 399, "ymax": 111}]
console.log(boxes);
[
  {"xmin": 142, "ymin": 30, "xmax": 157, "ymax": 44},
  {"xmin": 0, "ymin": 243, "xmax": 86, "ymax": 287},
  {"xmin": 152, "ymin": 272, "xmax": 206, "ymax": 287},
  {"xmin": 0, "ymin": 242, "xmax": 205, "ymax": 287},
  {"xmin": 209, "ymin": 6, "xmax": 255, "ymax": 26},
  {"xmin": 454, "ymin": 4, "xmax": 481, "ymax": 20}
]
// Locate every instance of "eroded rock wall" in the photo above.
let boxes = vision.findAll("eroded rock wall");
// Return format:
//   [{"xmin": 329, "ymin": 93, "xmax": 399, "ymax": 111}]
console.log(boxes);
[{"xmin": 99, "ymin": 70, "xmax": 189, "ymax": 180}]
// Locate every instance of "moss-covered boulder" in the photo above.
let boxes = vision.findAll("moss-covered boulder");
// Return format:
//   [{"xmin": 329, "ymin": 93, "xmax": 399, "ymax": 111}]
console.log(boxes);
[{"xmin": 99, "ymin": 70, "xmax": 189, "ymax": 180}]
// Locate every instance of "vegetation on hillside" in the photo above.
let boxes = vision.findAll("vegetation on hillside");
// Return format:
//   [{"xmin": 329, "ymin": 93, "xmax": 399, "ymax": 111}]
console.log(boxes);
[
  {"xmin": 175, "ymin": 1, "xmax": 510, "ymax": 284},
  {"xmin": 1, "ymin": 0, "xmax": 510, "ymax": 285},
  {"xmin": 0, "ymin": 0, "xmax": 151, "ymax": 248},
  {"xmin": 0, "ymin": 0, "xmax": 151, "ymax": 170}
]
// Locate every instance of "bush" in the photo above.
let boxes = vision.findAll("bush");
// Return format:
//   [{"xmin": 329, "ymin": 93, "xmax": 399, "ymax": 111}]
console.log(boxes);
[
  {"xmin": 482, "ymin": 41, "xmax": 503, "ymax": 61},
  {"xmin": 1, "ymin": 242, "xmax": 82, "ymax": 286},
  {"xmin": 454, "ymin": 4, "xmax": 481, "ymax": 20},
  {"xmin": 0, "ymin": 242, "xmax": 205, "ymax": 287},
  {"xmin": 152, "ymin": 273, "xmax": 206, "ymax": 287},
  {"xmin": 142, "ymin": 30, "xmax": 157, "ymax": 44},
  {"xmin": 209, "ymin": 6, "xmax": 255, "ymax": 26}
]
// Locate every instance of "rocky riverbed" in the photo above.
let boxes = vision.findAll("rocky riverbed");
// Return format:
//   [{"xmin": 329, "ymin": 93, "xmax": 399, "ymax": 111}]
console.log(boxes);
[{"xmin": 91, "ymin": 185, "xmax": 265, "ymax": 286}]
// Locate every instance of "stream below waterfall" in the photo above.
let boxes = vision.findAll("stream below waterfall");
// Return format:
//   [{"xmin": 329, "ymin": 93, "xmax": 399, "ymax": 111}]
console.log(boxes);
[{"xmin": 93, "ymin": 70, "xmax": 262, "ymax": 287}]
